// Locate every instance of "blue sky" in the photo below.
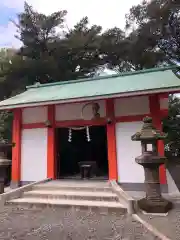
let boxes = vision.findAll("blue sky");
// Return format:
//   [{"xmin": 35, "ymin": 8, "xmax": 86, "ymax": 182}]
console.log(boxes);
[
  {"xmin": 0, "ymin": 0, "xmax": 142, "ymax": 48},
  {"xmin": 0, "ymin": 5, "xmax": 17, "ymax": 25}
]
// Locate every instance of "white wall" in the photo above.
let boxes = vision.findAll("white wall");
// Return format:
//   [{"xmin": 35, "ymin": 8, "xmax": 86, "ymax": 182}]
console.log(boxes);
[
  {"xmin": 22, "ymin": 106, "xmax": 48, "ymax": 124},
  {"xmin": 116, "ymin": 122, "xmax": 144, "ymax": 183},
  {"xmin": 166, "ymin": 169, "xmax": 180, "ymax": 194},
  {"xmin": 21, "ymin": 128, "xmax": 47, "ymax": 182},
  {"xmin": 114, "ymin": 96, "xmax": 150, "ymax": 117},
  {"xmin": 55, "ymin": 100, "xmax": 105, "ymax": 121},
  {"xmin": 160, "ymin": 98, "xmax": 168, "ymax": 110}
]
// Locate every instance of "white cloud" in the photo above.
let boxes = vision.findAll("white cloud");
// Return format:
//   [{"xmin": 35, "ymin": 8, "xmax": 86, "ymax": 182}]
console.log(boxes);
[
  {"xmin": 0, "ymin": 0, "xmax": 142, "ymax": 48},
  {"xmin": 26, "ymin": 0, "xmax": 142, "ymax": 29},
  {"xmin": 25, "ymin": 0, "xmax": 143, "ymax": 29},
  {"xmin": 1, "ymin": 0, "xmax": 24, "ymax": 10}
]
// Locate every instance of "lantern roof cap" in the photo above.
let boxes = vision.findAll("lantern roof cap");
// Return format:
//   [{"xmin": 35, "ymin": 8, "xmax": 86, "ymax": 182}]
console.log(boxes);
[{"xmin": 131, "ymin": 116, "xmax": 167, "ymax": 141}]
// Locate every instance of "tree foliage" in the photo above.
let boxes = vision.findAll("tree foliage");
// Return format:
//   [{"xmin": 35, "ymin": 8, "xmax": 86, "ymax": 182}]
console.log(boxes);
[
  {"xmin": 12, "ymin": 4, "xmax": 106, "ymax": 83},
  {"xmin": 126, "ymin": 0, "xmax": 180, "ymax": 65},
  {"xmin": 126, "ymin": 0, "xmax": 180, "ymax": 157},
  {"xmin": 163, "ymin": 96, "xmax": 180, "ymax": 157}
]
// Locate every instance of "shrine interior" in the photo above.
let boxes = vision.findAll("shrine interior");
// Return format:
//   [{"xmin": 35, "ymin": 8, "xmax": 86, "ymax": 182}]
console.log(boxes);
[{"xmin": 56, "ymin": 126, "xmax": 108, "ymax": 179}]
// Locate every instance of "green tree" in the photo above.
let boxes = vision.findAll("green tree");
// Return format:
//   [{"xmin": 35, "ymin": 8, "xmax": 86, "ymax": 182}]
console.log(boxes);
[
  {"xmin": 124, "ymin": 0, "xmax": 180, "ymax": 157},
  {"xmin": 125, "ymin": 0, "xmax": 180, "ymax": 66},
  {"xmin": 11, "ymin": 2, "xmax": 135, "ymax": 83},
  {"xmin": 12, "ymin": 3, "xmax": 109, "ymax": 83},
  {"xmin": 0, "ymin": 49, "xmax": 17, "ymax": 143},
  {"xmin": 163, "ymin": 95, "xmax": 180, "ymax": 157},
  {"xmin": 50, "ymin": 17, "xmax": 104, "ymax": 80},
  {"xmin": 99, "ymin": 27, "xmax": 132, "ymax": 71}
]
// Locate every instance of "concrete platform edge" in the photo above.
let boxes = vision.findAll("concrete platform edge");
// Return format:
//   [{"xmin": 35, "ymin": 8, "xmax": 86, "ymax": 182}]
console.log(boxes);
[
  {"xmin": 110, "ymin": 180, "xmax": 138, "ymax": 214},
  {"xmin": 0, "ymin": 178, "xmax": 52, "ymax": 206}
]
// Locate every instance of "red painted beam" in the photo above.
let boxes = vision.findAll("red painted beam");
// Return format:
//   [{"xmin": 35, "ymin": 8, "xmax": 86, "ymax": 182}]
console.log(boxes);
[
  {"xmin": 149, "ymin": 95, "xmax": 167, "ymax": 184},
  {"xmin": 47, "ymin": 105, "xmax": 56, "ymax": 179},
  {"xmin": 106, "ymin": 99, "xmax": 118, "ymax": 180},
  {"xmin": 12, "ymin": 108, "xmax": 22, "ymax": 185}
]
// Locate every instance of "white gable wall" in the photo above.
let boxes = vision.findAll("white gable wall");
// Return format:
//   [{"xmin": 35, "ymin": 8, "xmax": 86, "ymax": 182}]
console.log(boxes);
[
  {"xmin": 55, "ymin": 100, "xmax": 106, "ymax": 121},
  {"xmin": 21, "ymin": 97, "xmax": 152, "ymax": 123},
  {"xmin": 160, "ymin": 97, "xmax": 168, "ymax": 110},
  {"xmin": 114, "ymin": 96, "xmax": 150, "ymax": 116},
  {"xmin": 21, "ymin": 128, "xmax": 47, "ymax": 182},
  {"xmin": 22, "ymin": 106, "xmax": 48, "ymax": 124}
]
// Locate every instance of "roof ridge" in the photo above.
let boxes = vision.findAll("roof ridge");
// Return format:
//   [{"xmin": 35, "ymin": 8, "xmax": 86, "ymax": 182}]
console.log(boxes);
[{"xmin": 26, "ymin": 65, "xmax": 178, "ymax": 89}]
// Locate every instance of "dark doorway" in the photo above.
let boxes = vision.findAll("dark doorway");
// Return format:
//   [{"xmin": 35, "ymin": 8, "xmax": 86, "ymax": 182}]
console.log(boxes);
[{"xmin": 56, "ymin": 126, "xmax": 108, "ymax": 179}]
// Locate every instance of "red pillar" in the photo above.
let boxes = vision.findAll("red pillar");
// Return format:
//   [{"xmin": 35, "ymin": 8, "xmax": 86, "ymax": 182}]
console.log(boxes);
[
  {"xmin": 47, "ymin": 105, "xmax": 56, "ymax": 179},
  {"xmin": 106, "ymin": 99, "xmax": 118, "ymax": 180},
  {"xmin": 12, "ymin": 108, "xmax": 22, "ymax": 188},
  {"xmin": 149, "ymin": 95, "xmax": 167, "ymax": 184}
]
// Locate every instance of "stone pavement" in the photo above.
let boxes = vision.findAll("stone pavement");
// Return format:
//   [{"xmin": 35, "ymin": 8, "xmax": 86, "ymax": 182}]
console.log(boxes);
[{"xmin": 0, "ymin": 205, "xmax": 159, "ymax": 240}]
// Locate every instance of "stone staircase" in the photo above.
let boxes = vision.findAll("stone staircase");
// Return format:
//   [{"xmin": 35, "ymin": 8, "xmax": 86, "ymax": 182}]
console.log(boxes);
[{"xmin": 6, "ymin": 180, "xmax": 127, "ymax": 213}]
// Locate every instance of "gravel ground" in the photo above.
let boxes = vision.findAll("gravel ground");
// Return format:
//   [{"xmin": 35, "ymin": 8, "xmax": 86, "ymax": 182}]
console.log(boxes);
[
  {"xmin": 137, "ymin": 198, "xmax": 180, "ymax": 240},
  {"xmin": 0, "ymin": 205, "xmax": 159, "ymax": 240}
]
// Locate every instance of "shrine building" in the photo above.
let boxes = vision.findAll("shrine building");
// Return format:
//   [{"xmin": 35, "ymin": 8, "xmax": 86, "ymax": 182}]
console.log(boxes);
[{"xmin": 0, "ymin": 66, "xmax": 179, "ymax": 190}]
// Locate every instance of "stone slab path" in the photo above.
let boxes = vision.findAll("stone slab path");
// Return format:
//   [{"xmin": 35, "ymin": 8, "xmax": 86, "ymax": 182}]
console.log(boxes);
[{"xmin": 0, "ymin": 205, "xmax": 159, "ymax": 240}]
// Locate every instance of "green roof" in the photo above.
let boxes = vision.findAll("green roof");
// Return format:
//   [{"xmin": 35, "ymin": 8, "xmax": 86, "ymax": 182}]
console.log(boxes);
[{"xmin": 0, "ymin": 65, "xmax": 180, "ymax": 110}]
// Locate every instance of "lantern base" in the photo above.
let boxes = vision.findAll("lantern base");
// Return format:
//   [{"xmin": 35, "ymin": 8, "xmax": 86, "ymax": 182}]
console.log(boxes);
[{"xmin": 138, "ymin": 197, "xmax": 173, "ymax": 214}]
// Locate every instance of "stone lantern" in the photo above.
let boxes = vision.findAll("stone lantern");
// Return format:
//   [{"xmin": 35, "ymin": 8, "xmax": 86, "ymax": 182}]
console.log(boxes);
[
  {"xmin": 131, "ymin": 116, "xmax": 172, "ymax": 214},
  {"xmin": 0, "ymin": 142, "xmax": 12, "ymax": 193}
]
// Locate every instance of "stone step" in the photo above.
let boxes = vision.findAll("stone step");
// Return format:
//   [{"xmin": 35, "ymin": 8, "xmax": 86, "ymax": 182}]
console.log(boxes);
[
  {"xmin": 7, "ymin": 197, "xmax": 127, "ymax": 213},
  {"xmin": 23, "ymin": 190, "xmax": 119, "ymax": 202},
  {"xmin": 33, "ymin": 183, "xmax": 113, "ymax": 192},
  {"xmin": 35, "ymin": 180, "xmax": 110, "ymax": 186},
  {"xmin": 38, "ymin": 180, "xmax": 110, "ymax": 186}
]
